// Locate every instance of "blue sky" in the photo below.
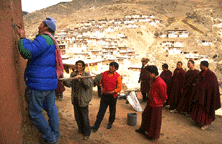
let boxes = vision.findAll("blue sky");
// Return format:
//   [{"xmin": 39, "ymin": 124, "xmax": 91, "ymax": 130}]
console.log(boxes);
[{"xmin": 21, "ymin": 0, "xmax": 72, "ymax": 13}]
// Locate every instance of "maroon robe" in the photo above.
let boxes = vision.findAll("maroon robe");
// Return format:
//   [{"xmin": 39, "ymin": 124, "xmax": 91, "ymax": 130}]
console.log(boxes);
[
  {"xmin": 191, "ymin": 69, "xmax": 221, "ymax": 125},
  {"xmin": 160, "ymin": 70, "xmax": 172, "ymax": 105},
  {"xmin": 176, "ymin": 69, "xmax": 199, "ymax": 113},
  {"xmin": 139, "ymin": 65, "xmax": 150, "ymax": 93},
  {"xmin": 140, "ymin": 77, "xmax": 167, "ymax": 139},
  {"xmin": 168, "ymin": 68, "xmax": 186, "ymax": 109},
  {"xmin": 56, "ymin": 75, "xmax": 65, "ymax": 93}
]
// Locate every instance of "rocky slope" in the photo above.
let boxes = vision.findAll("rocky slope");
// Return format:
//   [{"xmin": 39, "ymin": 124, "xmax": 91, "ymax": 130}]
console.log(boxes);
[{"xmin": 23, "ymin": 0, "xmax": 222, "ymax": 78}]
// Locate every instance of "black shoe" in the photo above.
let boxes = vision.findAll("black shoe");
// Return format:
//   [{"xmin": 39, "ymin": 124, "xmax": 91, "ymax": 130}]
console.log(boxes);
[
  {"xmin": 83, "ymin": 136, "xmax": 90, "ymax": 140},
  {"xmin": 40, "ymin": 138, "xmax": 56, "ymax": 144},
  {"xmin": 147, "ymin": 136, "xmax": 154, "ymax": 140},
  {"xmin": 135, "ymin": 128, "xmax": 145, "ymax": 134},
  {"xmin": 78, "ymin": 129, "xmax": 83, "ymax": 134},
  {"xmin": 91, "ymin": 126, "xmax": 97, "ymax": 132},
  {"xmin": 107, "ymin": 124, "xmax": 112, "ymax": 129}
]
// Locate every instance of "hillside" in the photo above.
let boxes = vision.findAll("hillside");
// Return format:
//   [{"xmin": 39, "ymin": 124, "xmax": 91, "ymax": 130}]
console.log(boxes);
[
  {"xmin": 23, "ymin": 0, "xmax": 222, "ymax": 76},
  {"xmin": 23, "ymin": 0, "xmax": 114, "ymax": 38}
]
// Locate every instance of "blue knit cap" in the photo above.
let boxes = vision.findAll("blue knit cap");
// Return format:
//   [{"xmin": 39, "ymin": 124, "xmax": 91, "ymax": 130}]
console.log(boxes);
[{"xmin": 43, "ymin": 17, "xmax": 56, "ymax": 32}]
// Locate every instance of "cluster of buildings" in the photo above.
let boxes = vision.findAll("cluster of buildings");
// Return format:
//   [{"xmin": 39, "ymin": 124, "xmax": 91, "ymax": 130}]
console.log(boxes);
[
  {"xmin": 56, "ymin": 13, "xmax": 211, "ymax": 76},
  {"xmin": 158, "ymin": 27, "xmax": 210, "ymax": 62},
  {"xmin": 161, "ymin": 41, "xmax": 184, "ymax": 55},
  {"xmin": 160, "ymin": 30, "xmax": 189, "ymax": 38},
  {"xmin": 55, "ymin": 14, "xmax": 161, "ymax": 74}
]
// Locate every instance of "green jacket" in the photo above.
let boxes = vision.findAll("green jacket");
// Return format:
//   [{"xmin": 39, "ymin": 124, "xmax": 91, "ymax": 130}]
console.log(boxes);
[
  {"xmin": 63, "ymin": 71, "xmax": 93, "ymax": 107},
  {"xmin": 93, "ymin": 73, "xmax": 102, "ymax": 87}
]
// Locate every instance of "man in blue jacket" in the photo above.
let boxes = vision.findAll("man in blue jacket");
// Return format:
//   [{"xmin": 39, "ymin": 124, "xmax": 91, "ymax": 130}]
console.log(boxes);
[{"xmin": 17, "ymin": 17, "xmax": 60, "ymax": 144}]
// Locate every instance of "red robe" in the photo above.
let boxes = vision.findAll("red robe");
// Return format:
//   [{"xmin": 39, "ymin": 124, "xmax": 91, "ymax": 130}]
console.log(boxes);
[
  {"xmin": 160, "ymin": 70, "xmax": 172, "ymax": 105},
  {"xmin": 191, "ymin": 69, "xmax": 221, "ymax": 125},
  {"xmin": 140, "ymin": 77, "xmax": 167, "ymax": 139},
  {"xmin": 139, "ymin": 65, "xmax": 150, "ymax": 93},
  {"xmin": 168, "ymin": 68, "xmax": 186, "ymax": 109},
  {"xmin": 176, "ymin": 69, "xmax": 199, "ymax": 113},
  {"xmin": 56, "ymin": 75, "xmax": 65, "ymax": 93}
]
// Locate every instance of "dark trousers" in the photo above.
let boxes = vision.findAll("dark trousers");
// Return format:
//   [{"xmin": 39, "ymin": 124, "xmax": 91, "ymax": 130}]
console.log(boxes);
[
  {"xmin": 141, "ymin": 92, "xmax": 147, "ymax": 102},
  {"xmin": 97, "ymin": 86, "xmax": 102, "ymax": 98},
  {"xmin": 73, "ymin": 98, "xmax": 91, "ymax": 136},
  {"xmin": 94, "ymin": 94, "xmax": 117, "ymax": 130}
]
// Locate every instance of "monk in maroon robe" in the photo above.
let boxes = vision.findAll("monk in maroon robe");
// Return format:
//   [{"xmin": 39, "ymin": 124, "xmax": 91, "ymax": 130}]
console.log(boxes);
[
  {"xmin": 191, "ymin": 61, "xmax": 221, "ymax": 130},
  {"xmin": 136, "ymin": 65, "xmax": 167, "ymax": 140},
  {"xmin": 56, "ymin": 74, "xmax": 65, "ymax": 101},
  {"xmin": 138, "ymin": 58, "xmax": 150, "ymax": 102},
  {"xmin": 168, "ymin": 61, "xmax": 186, "ymax": 111},
  {"xmin": 176, "ymin": 60, "xmax": 199, "ymax": 114},
  {"xmin": 160, "ymin": 63, "xmax": 172, "ymax": 106}
]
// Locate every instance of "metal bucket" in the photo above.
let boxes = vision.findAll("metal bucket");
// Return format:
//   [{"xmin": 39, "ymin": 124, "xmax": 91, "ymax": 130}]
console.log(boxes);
[{"xmin": 127, "ymin": 113, "xmax": 137, "ymax": 126}]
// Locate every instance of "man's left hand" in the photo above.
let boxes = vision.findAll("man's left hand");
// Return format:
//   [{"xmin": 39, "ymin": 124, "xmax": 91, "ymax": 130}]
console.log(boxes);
[{"xmin": 17, "ymin": 29, "xmax": 26, "ymax": 39}]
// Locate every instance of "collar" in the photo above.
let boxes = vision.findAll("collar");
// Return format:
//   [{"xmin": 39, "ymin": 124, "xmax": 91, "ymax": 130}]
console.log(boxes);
[
  {"xmin": 202, "ymin": 69, "xmax": 208, "ymax": 77},
  {"xmin": 75, "ymin": 71, "xmax": 83, "ymax": 75},
  {"xmin": 108, "ymin": 71, "xmax": 116, "ymax": 75},
  {"xmin": 143, "ymin": 63, "xmax": 148, "ymax": 68},
  {"xmin": 38, "ymin": 32, "xmax": 54, "ymax": 36}
]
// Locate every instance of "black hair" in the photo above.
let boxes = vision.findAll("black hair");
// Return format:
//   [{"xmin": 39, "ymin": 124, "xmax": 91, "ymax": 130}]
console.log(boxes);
[
  {"xmin": 110, "ymin": 62, "xmax": 119, "ymax": 70},
  {"xmin": 177, "ymin": 61, "xmax": 183, "ymax": 65},
  {"xmin": 162, "ymin": 63, "xmax": 168, "ymax": 69},
  {"xmin": 188, "ymin": 60, "xmax": 195, "ymax": 64},
  {"xmin": 146, "ymin": 65, "xmax": 159, "ymax": 76},
  {"xmin": 76, "ymin": 60, "xmax": 86, "ymax": 70},
  {"xmin": 43, "ymin": 22, "xmax": 55, "ymax": 34},
  {"xmin": 200, "ymin": 61, "xmax": 209, "ymax": 68}
]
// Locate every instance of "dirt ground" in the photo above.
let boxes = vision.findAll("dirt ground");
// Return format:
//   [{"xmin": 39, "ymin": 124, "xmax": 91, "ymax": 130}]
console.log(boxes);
[{"xmin": 23, "ymin": 87, "xmax": 222, "ymax": 144}]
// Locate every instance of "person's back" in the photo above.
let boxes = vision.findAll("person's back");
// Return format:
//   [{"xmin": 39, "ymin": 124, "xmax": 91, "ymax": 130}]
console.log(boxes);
[
  {"xmin": 23, "ymin": 34, "xmax": 57, "ymax": 91},
  {"xmin": 17, "ymin": 17, "xmax": 61, "ymax": 143}
]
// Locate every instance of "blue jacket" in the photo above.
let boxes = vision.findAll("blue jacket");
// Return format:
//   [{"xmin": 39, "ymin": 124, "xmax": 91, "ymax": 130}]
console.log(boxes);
[{"xmin": 19, "ymin": 34, "xmax": 57, "ymax": 91}]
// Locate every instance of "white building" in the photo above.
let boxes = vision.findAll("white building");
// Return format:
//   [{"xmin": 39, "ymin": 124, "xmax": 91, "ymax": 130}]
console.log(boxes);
[
  {"xmin": 179, "ymin": 32, "xmax": 189, "ymax": 38},
  {"xmin": 168, "ymin": 32, "xmax": 178, "ymax": 38},
  {"xmin": 149, "ymin": 21, "xmax": 157, "ymax": 26},
  {"xmin": 168, "ymin": 47, "xmax": 181, "ymax": 55},
  {"xmin": 126, "ymin": 24, "xmax": 138, "ymax": 28},
  {"xmin": 202, "ymin": 40, "xmax": 212, "ymax": 46},
  {"xmin": 160, "ymin": 33, "xmax": 167, "ymax": 38},
  {"xmin": 131, "ymin": 15, "xmax": 140, "ymax": 18},
  {"xmin": 162, "ymin": 41, "xmax": 173, "ymax": 47},
  {"xmin": 174, "ymin": 41, "xmax": 183, "ymax": 47},
  {"xmin": 125, "ymin": 15, "xmax": 132, "ymax": 19},
  {"xmin": 150, "ymin": 15, "xmax": 155, "ymax": 19},
  {"xmin": 142, "ymin": 15, "xmax": 149, "ymax": 18}
]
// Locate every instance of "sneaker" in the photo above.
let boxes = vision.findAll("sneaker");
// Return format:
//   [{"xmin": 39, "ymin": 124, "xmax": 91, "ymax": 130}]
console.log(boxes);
[
  {"xmin": 107, "ymin": 123, "xmax": 112, "ymax": 129},
  {"xmin": 170, "ymin": 109, "xmax": 177, "ymax": 113},
  {"xmin": 201, "ymin": 125, "xmax": 208, "ymax": 131},
  {"xmin": 83, "ymin": 136, "xmax": 89, "ymax": 140}
]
